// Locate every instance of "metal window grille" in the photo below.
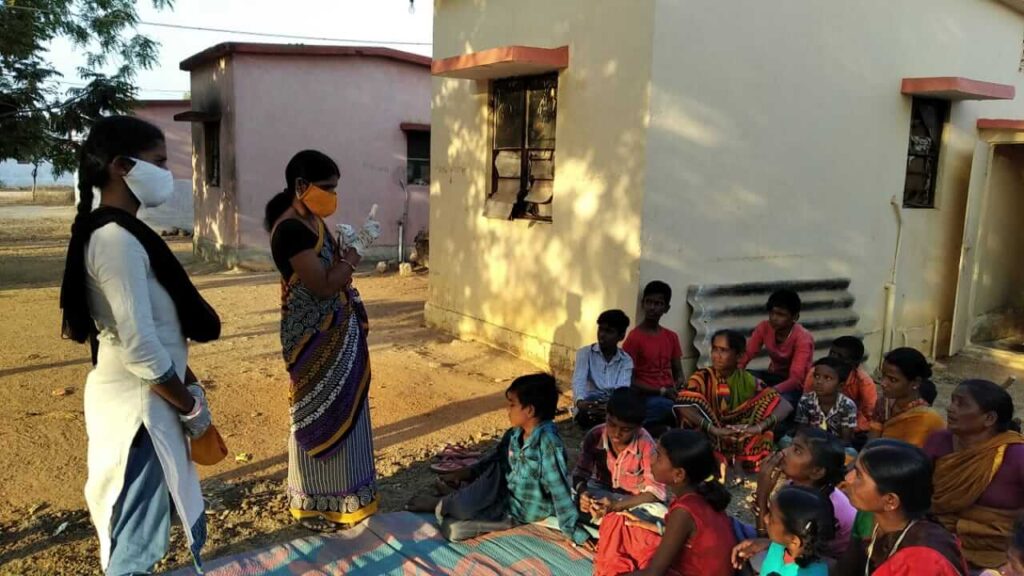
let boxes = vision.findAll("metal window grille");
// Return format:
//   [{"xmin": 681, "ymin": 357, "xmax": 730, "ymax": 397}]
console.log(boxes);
[
  {"xmin": 902, "ymin": 98, "xmax": 948, "ymax": 209},
  {"xmin": 485, "ymin": 74, "xmax": 557, "ymax": 222}
]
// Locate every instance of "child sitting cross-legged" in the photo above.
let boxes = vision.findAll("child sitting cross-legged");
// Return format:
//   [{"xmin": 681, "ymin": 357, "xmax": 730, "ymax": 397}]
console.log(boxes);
[
  {"xmin": 594, "ymin": 430, "xmax": 737, "ymax": 576},
  {"xmin": 795, "ymin": 357, "xmax": 859, "ymax": 447},
  {"xmin": 801, "ymin": 336, "xmax": 876, "ymax": 449},
  {"xmin": 405, "ymin": 373, "xmax": 591, "ymax": 546},
  {"xmin": 573, "ymin": 388, "xmax": 667, "ymax": 525},
  {"xmin": 572, "ymin": 309, "xmax": 634, "ymax": 430}
]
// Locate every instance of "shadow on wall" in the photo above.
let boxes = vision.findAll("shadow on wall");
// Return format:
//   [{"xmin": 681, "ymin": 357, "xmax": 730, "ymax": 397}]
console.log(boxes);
[
  {"xmin": 430, "ymin": 2, "xmax": 650, "ymax": 375},
  {"xmin": 550, "ymin": 292, "xmax": 582, "ymax": 380},
  {"xmin": 431, "ymin": 1, "xmax": 974, "ymax": 373}
]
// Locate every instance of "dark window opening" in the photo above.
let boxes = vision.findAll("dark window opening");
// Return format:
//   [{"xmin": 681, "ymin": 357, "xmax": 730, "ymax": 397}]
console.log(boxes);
[
  {"xmin": 406, "ymin": 130, "xmax": 430, "ymax": 185},
  {"xmin": 486, "ymin": 74, "xmax": 557, "ymax": 222},
  {"xmin": 902, "ymin": 98, "xmax": 948, "ymax": 209},
  {"xmin": 204, "ymin": 122, "xmax": 220, "ymax": 187}
]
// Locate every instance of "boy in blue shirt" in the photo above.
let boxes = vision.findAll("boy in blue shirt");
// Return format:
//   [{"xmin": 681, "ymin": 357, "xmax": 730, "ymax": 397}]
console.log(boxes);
[{"xmin": 572, "ymin": 309, "xmax": 634, "ymax": 429}]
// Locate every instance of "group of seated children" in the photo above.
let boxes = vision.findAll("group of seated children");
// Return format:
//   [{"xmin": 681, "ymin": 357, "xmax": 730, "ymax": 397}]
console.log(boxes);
[
  {"xmin": 407, "ymin": 280, "xmax": 1022, "ymax": 576},
  {"xmin": 406, "ymin": 370, "xmax": 1021, "ymax": 576},
  {"xmin": 573, "ymin": 281, "xmax": 876, "ymax": 469}
]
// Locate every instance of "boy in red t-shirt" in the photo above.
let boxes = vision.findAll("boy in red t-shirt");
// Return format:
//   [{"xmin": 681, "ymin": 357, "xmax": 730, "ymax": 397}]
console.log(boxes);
[{"xmin": 623, "ymin": 280, "xmax": 683, "ymax": 431}]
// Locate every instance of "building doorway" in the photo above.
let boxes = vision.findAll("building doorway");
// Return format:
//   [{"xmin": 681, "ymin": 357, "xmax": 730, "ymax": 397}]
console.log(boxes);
[{"xmin": 950, "ymin": 141, "xmax": 1024, "ymax": 355}]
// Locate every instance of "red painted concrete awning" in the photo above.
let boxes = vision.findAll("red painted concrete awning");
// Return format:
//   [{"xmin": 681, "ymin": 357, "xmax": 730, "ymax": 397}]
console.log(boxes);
[
  {"xmin": 400, "ymin": 122, "xmax": 430, "ymax": 132},
  {"xmin": 432, "ymin": 45, "xmax": 568, "ymax": 80},
  {"xmin": 173, "ymin": 110, "xmax": 221, "ymax": 122},
  {"xmin": 977, "ymin": 118, "xmax": 1024, "ymax": 131},
  {"xmin": 901, "ymin": 77, "xmax": 1015, "ymax": 101}
]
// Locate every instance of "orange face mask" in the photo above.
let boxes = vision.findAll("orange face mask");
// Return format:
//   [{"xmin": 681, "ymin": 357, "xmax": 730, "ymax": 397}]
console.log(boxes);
[{"xmin": 299, "ymin": 183, "xmax": 338, "ymax": 218}]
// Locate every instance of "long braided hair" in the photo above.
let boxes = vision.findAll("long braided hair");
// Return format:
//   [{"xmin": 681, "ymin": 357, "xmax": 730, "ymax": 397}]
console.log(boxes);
[
  {"xmin": 72, "ymin": 116, "xmax": 165, "ymax": 235},
  {"xmin": 62, "ymin": 116, "xmax": 165, "ymax": 351}
]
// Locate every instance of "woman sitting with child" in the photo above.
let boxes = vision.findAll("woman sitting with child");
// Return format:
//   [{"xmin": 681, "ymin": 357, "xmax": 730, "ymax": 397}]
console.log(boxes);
[
  {"xmin": 868, "ymin": 347, "xmax": 944, "ymax": 448},
  {"xmin": 675, "ymin": 329, "xmax": 793, "ymax": 472},
  {"xmin": 926, "ymin": 379, "xmax": 1024, "ymax": 572}
]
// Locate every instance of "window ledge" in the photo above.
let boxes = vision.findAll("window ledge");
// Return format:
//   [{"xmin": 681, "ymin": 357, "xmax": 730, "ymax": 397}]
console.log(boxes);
[
  {"xmin": 174, "ymin": 110, "xmax": 221, "ymax": 122},
  {"xmin": 901, "ymin": 77, "xmax": 1015, "ymax": 101},
  {"xmin": 432, "ymin": 45, "xmax": 568, "ymax": 80},
  {"xmin": 400, "ymin": 122, "xmax": 430, "ymax": 132},
  {"xmin": 977, "ymin": 118, "xmax": 1024, "ymax": 131}
]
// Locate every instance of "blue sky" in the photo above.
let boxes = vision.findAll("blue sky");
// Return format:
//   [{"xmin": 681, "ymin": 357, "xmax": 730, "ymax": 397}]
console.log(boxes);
[{"xmin": 45, "ymin": 0, "xmax": 433, "ymax": 100}]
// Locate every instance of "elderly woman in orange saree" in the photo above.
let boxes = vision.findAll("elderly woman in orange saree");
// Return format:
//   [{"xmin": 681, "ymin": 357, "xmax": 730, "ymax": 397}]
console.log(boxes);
[
  {"xmin": 868, "ymin": 348, "xmax": 944, "ymax": 448},
  {"xmin": 675, "ymin": 330, "xmax": 792, "ymax": 471},
  {"xmin": 925, "ymin": 380, "xmax": 1024, "ymax": 571}
]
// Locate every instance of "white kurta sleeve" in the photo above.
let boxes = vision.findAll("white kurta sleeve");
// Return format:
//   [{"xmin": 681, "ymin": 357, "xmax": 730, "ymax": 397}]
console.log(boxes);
[{"xmin": 88, "ymin": 225, "xmax": 175, "ymax": 383}]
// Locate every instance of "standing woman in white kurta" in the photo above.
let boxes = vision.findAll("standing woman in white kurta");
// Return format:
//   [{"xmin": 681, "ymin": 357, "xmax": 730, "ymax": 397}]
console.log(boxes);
[{"xmin": 59, "ymin": 116, "xmax": 221, "ymax": 575}]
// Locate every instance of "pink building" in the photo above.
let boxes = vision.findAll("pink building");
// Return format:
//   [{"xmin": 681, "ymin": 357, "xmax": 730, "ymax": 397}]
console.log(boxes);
[
  {"xmin": 175, "ymin": 43, "xmax": 431, "ymax": 267},
  {"xmin": 132, "ymin": 99, "xmax": 195, "ymax": 233}
]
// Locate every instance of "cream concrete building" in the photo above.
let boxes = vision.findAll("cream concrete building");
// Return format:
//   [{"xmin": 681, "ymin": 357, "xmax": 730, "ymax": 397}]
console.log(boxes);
[{"xmin": 426, "ymin": 0, "xmax": 1024, "ymax": 376}]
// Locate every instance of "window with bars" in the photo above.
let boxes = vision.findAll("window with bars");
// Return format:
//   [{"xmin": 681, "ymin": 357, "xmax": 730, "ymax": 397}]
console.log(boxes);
[
  {"xmin": 405, "ymin": 130, "xmax": 430, "ymax": 185},
  {"xmin": 902, "ymin": 97, "xmax": 948, "ymax": 209},
  {"xmin": 204, "ymin": 121, "xmax": 220, "ymax": 187},
  {"xmin": 485, "ymin": 74, "xmax": 557, "ymax": 222}
]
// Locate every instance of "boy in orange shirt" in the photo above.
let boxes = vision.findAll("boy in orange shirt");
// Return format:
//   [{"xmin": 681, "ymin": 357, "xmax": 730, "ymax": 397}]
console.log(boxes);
[{"xmin": 801, "ymin": 335, "xmax": 877, "ymax": 449}]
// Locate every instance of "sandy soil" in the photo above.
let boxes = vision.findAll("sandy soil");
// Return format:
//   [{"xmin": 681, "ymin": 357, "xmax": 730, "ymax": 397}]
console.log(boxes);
[
  {"xmin": 0, "ymin": 206, "xmax": 543, "ymax": 574},
  {"xmin": 0, "ymin": 206, "xmax": 1021, "ymax": 575}
]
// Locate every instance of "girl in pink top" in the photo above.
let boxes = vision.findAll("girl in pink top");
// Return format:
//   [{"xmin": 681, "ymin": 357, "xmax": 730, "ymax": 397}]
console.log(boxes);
[{"xmin": 753, "ymin": 429, "xmax": 856, "ymax": 560}]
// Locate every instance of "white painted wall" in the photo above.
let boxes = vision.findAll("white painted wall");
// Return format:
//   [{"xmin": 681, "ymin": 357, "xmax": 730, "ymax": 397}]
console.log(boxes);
[
  {"xmin": 428, "ymin": 0, "xmax": 657, "ymax": 372},
  {"xmin": 641, "ymin": 0, "xmax": 1024, "ymax": 362}
]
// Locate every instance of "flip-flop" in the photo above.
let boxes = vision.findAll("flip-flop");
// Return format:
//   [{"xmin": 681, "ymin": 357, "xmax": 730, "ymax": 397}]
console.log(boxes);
[
  {"xmin": 437, "ymin": 444, "xmax": 482, "ymax": 459},
  {"xmin": 430, "ymin": 457, "xmax": 478, "ymax": 474}
]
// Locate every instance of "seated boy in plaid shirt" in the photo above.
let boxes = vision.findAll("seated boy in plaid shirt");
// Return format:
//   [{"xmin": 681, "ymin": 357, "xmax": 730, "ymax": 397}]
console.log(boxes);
[
  {"xmin": 407, "ymin": 373, "xmax": 591, "ymax": 545},
  {"xmin": 573, "ymin": 388, "xmax": 667, "ymax": 524}
]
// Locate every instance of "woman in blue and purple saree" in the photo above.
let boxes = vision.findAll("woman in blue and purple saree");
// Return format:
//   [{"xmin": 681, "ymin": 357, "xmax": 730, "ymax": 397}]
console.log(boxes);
[{"xmin": 266, "ymin": 150, "xmax": 378, "ymax": 526}]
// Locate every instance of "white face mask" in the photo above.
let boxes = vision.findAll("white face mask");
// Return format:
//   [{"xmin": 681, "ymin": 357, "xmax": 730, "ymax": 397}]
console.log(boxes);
[{"xmin": 123, "ymin": 158, "xmax": 174, "ymax": 208}]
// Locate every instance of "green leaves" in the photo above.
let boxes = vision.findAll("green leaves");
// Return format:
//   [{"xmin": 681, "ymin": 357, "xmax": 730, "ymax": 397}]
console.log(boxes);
[{"xmin": 0, "ymin": 0, "xmax": 172, "ymax": 174}]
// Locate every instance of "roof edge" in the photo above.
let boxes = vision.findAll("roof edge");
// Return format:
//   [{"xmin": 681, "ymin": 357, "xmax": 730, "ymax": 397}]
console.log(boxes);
[
  {"xmin": 180, "ymin": 42, "xmax": 431, "ymax": 71},
  {"xmin": 134, "ymin": 99, "xmax": 190, "ymax": 106}
]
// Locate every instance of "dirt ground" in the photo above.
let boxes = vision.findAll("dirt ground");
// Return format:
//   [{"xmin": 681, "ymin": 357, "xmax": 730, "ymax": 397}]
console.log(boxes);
[
  {"xmin": 0, "ymin": 205, "xmax": 1021, "ymax": 575},
  {"xmin": 0, "ymin": 205, "xmax": 545, "ymax": 574}
]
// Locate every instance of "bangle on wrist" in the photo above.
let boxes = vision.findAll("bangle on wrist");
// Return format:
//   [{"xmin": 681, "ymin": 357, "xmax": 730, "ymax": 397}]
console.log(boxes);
[{"xmin": 182, "ymin": 397, "xmax": 202, "ymax": 419}]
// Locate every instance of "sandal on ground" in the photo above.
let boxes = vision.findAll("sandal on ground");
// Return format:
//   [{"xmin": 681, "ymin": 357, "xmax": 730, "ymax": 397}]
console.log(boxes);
[
  {"xmin": 430, "ymin": 457, "xmax": 478, "ymax": 474},
  {"xmin": 437, "ymin": 443, "xmax": 482, "ymax": 459}
]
